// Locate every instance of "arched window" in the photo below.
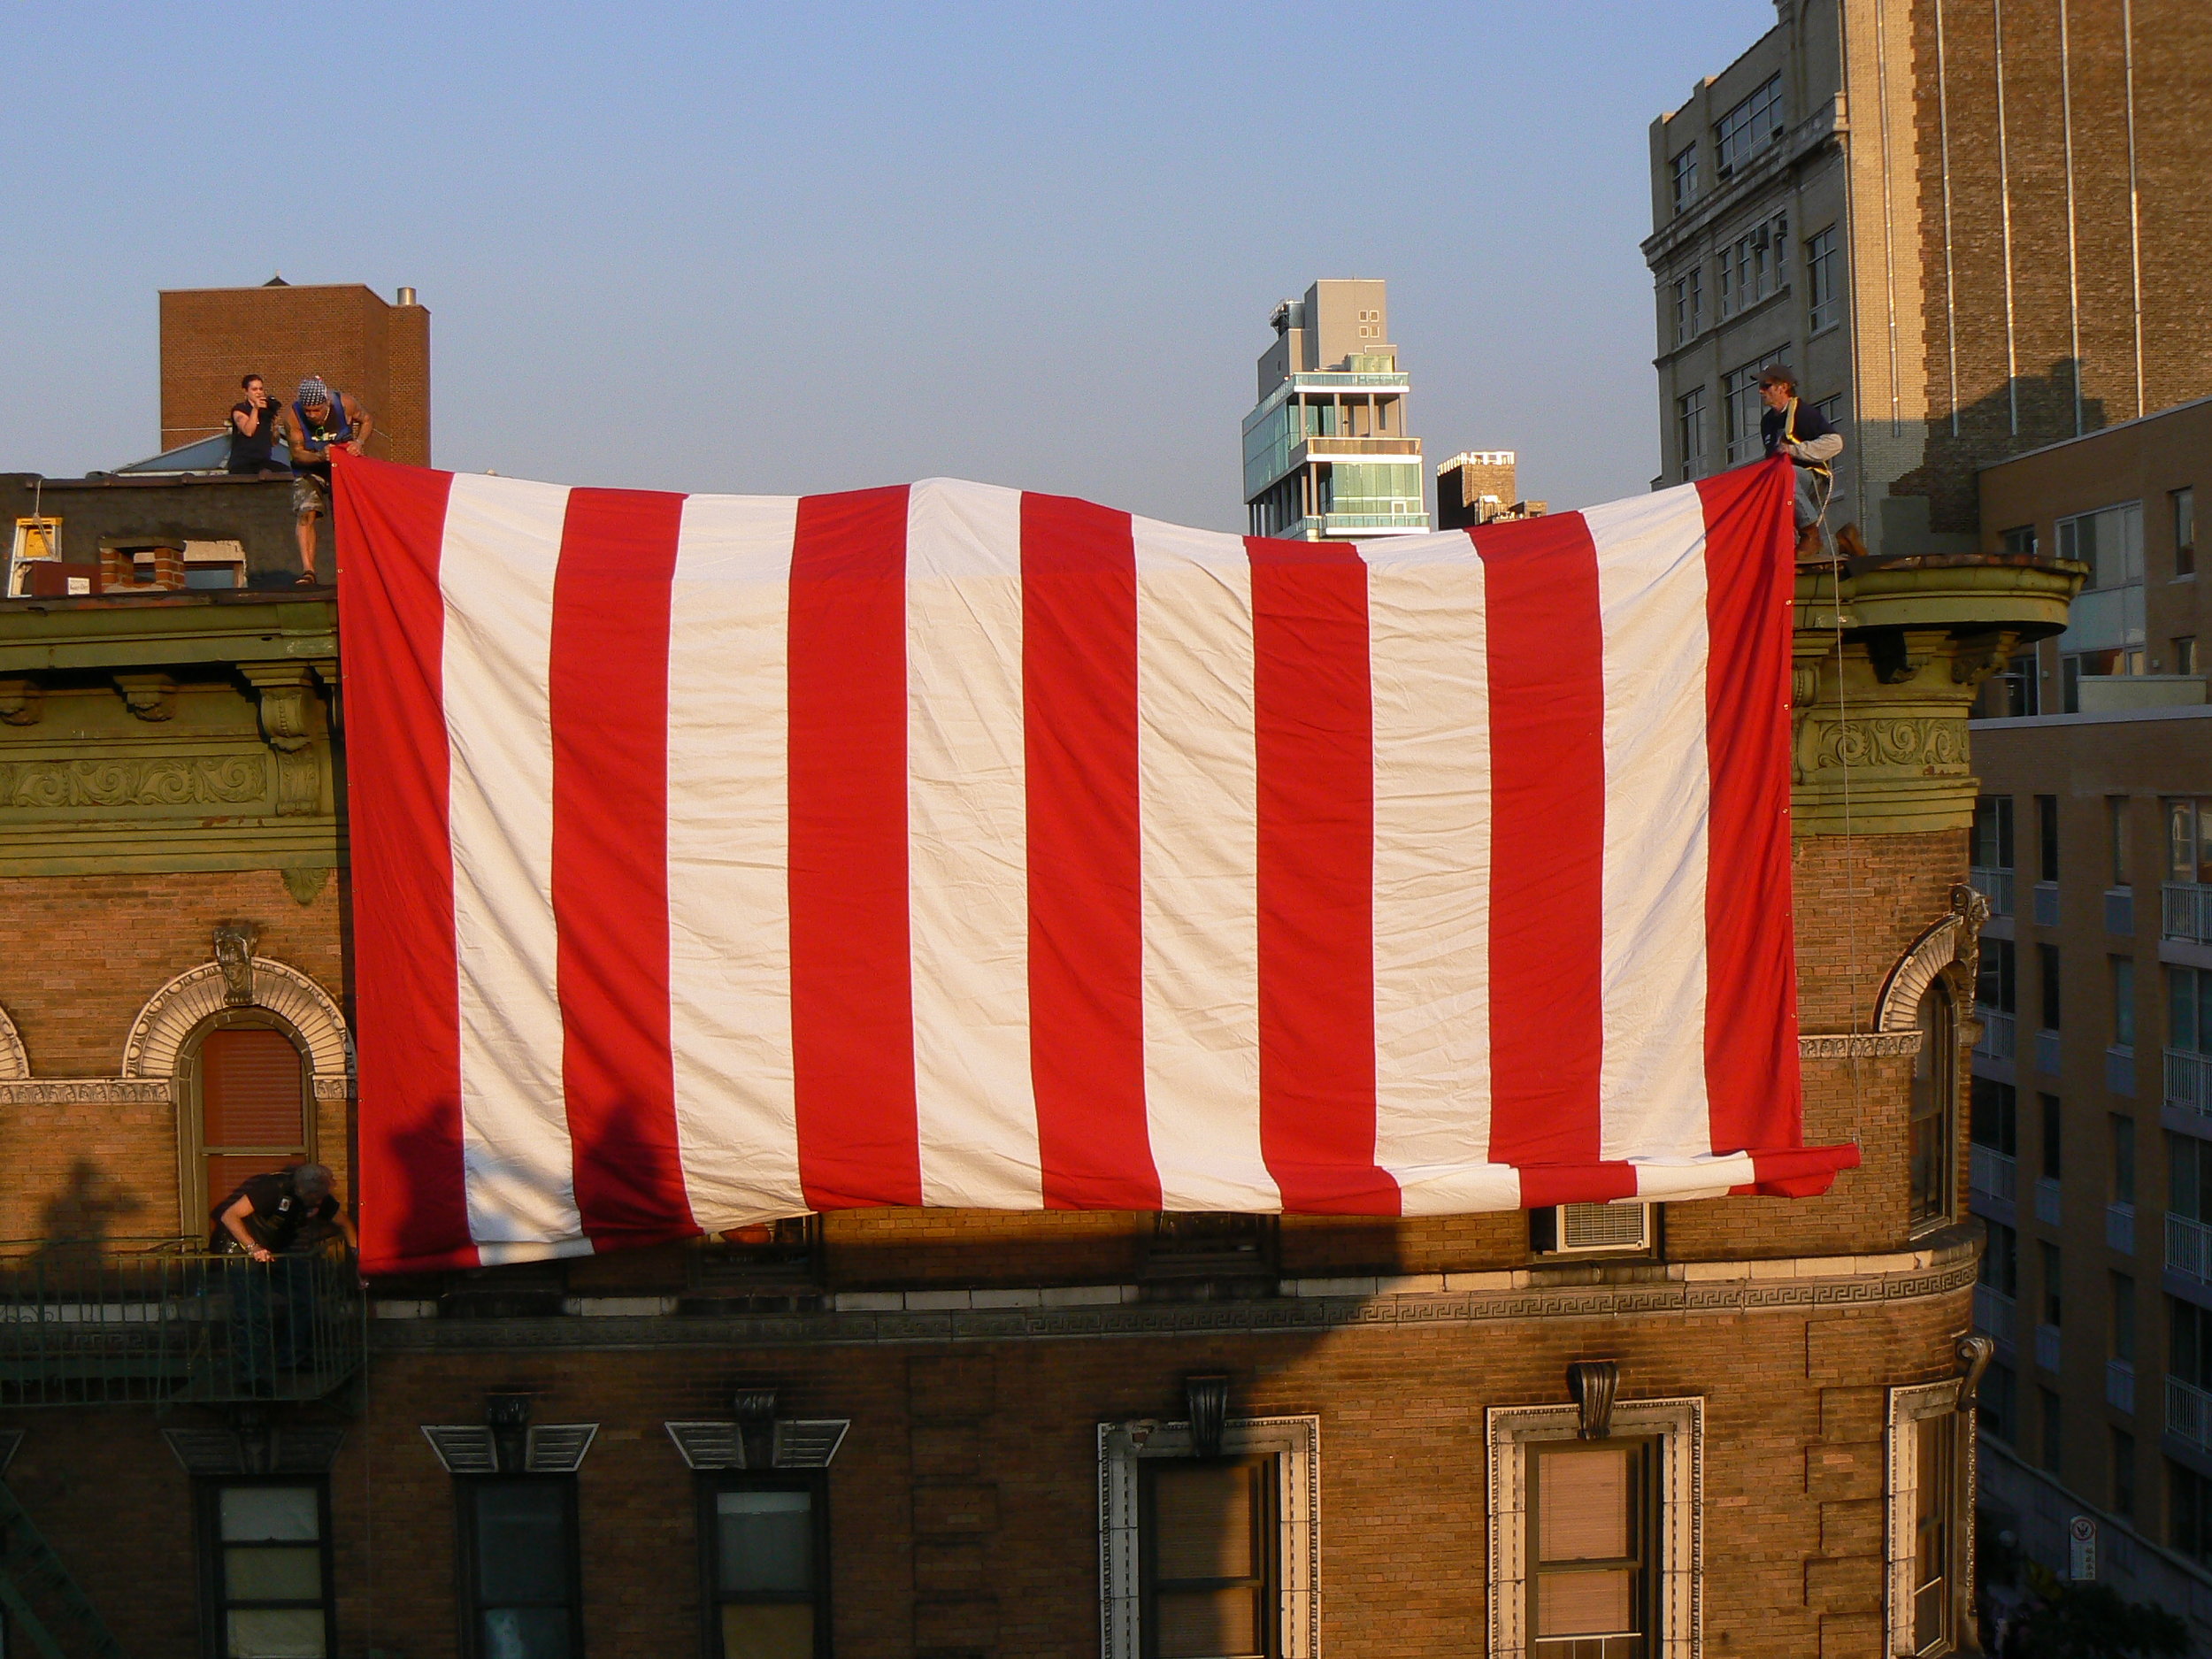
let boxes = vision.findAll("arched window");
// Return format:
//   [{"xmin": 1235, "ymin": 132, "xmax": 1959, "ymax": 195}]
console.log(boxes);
[
  {"xmin": 1909, "ymin": 985, "xmax": 1957, "ymax": 1231},
  {"xmin": 183, "ymin": 1016, "xmax": 313, "ymax": 1234}
]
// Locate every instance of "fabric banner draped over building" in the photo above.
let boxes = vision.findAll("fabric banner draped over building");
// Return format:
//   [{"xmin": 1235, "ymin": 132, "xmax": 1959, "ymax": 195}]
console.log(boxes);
[{"xmin": 335, "ymin": 454, "xmax": 1855, "ymax": 1275}]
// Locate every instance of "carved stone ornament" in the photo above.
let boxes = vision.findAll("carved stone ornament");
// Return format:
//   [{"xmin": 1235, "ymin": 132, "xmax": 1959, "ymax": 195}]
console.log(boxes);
[
  {"xmin": 1951, "ymin": 629, "xmax": 2022, "ymax": 687},
  {"xmin": 1568, "ymin": 1359, "xmax": 1620, "ymax": 1440},
  {"xmin": 238, "ymin": 664, "xmax": 318, "ymax": 754},
  {"xmin": 1186, "ymin": 1374, "xmax": 1230, "ymax": 1459},
  {"xmin": 0, "ymin": 755, "xmax": 267, "ymax": 810},
  {"xmin": 0, "ymin": 1002, "xmax": 27, "ymax": 1082},
  {"xmin": 1955, "ymin": 1333, "xmax": 1995, "ymax": 1416},
  {"xmin": 214, "ymin": 925, "xmax": 257, "ymax": 1006},
  {"xmin": 122, "ymin": 953, "xmax": 351, "ymax": 1082},
  {"xmin": 282, "ymin": 866, "xmax": 333, "ymax": 907},
  {"xmin": 0, "ymin": 677, "xmax": 41, "ymax": 726},
  {"xmin": 112, "ymin": 672, "xmax": 177, "ymax": 722}
]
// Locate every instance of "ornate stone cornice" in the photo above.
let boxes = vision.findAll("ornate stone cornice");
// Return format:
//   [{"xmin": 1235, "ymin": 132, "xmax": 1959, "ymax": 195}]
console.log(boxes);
[
  {"xmin": 1800, "ymin": 1032, "xmax": 1923, "ymax": 1057},
  {"xmin": 0, "ymin": 1079, "xmax": 173, "ymax": 1105},
  {"xmin": 376, "ymin": 1248, "xmax": 1978, "ymax": 1354}
]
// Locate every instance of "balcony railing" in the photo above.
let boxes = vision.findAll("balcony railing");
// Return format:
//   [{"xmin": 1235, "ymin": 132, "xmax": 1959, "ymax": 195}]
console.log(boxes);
[
  {"xmin": 1970, "ymin": 1145, "xmax": 2017, "ymax": 1206},
  {"xmin": 1976, "ymin": 1006, "xmax": 2017, "ymax": 1061},
  {"xmin": 2108, "ymin": 1358, "xmax": 2137, "ymax": 1415},
  {"xmin": 0, "ymin": 1240, "xmax": 362, "ymax": 1406},
  {"xmin": 2170, "ymin": 1048, "xmax": 2212, "ymax": 1118},
  {"xmin": 1971, "ymin": 866, "xmax": 2016, "ymax": 918},
  {"xmin": 2171, "ymin": 1375, "xmax": 2212, "ymax": 1452},
  {"xmin": 2169, "ymin": 1213, "xmax": 2212, "ymax": 1287},
  {"xmin": 1974, "ymin": 1284, "xmax": 2017, "ymax": 1349},
  {"xmin": 2166, "ymin": 882, "xmax": 2212, "ymax": 944}
]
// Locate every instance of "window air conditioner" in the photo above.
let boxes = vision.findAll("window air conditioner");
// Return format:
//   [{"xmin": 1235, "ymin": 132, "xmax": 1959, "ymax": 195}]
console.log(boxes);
[{"xmin": 1535, "ymin": 1201, "xmax": 1655, "ymax": 1256}]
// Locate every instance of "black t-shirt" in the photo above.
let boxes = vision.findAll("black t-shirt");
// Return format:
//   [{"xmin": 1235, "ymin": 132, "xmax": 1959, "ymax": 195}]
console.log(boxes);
[
  {"xmin": 1760, "ymin": 398, "xmax": 1839, "ymax": 459},
  {"xmin": 211, "ymin": 1171, "xmax": 339, "ymax": 1251},
  {"xmin": 227, "ymin": 400, "xmax": 280, "ymax": 472}
]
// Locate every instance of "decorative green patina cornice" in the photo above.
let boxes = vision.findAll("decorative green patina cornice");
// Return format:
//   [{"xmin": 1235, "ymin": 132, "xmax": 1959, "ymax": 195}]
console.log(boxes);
[
  {"xmin": 1792, "ymin": 554, "xmax": 2084, "ymax": 836},
  {"xmin": 0, "ymin": 594, "xmax": 340, "ymax": 879}
]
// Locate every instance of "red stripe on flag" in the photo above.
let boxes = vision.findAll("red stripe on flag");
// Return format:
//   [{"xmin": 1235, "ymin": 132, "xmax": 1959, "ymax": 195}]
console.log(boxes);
[
  {"xmin": 548, "ymin": 488, "xmax": 696, "ymax": 1246},
  {"xmin": 1517, "ymin": 1164, "xmax": 1639, "ymax": 1210},
  {"xmin": 333, "ymin": 456, "xmax": 475, "ymax": 1273},
  {"xmin": 1478, "ymin": 513, "xmax": 1608, "ymax": 1167},
  {"xmin": 1698, "ymin": 461, "xmax": 1802, "ymax": 1151},
  {"xmin": 787, "ymin": 487, "xmax": 923, "ymax": 1209},
  {"xmin": 1022, "ymin": 494, "xmax": 1159, "ymax": 1209},
  {"xmin": 1248, "ymin": 537, "xmax": 1397, "ymax": 1214}
]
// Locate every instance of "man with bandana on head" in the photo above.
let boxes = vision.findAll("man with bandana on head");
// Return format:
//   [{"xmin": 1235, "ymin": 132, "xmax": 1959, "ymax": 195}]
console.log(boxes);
[{"xmin": 277, "ymin": 376, "xmax": 372, "ymax": 587}]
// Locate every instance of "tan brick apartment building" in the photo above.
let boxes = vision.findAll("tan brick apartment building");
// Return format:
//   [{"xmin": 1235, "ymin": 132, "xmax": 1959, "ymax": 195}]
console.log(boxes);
[
  {"xmin": 0, "ymin": 457, "xmax": 2082, "ymax": 1657},
  {"xmin": 1644, "ymin": 0, "xmax": 2210, "ymax": 557}
]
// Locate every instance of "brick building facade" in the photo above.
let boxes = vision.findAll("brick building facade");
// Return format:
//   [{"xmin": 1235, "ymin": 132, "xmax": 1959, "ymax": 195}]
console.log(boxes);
[
  {"xmin": 159, "ymin": 282, "xmax": 431, "ymax": 467},
  {"xmin": 0, "ymin": 516, "xmax": 2080, "ymax": 1655}
]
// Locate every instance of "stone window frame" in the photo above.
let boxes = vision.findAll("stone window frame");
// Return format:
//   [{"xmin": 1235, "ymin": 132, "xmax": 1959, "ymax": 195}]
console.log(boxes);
[
  {"xmin": 1096, "ymin": 1414, "xmax": 1318, "ymax": 1659},
  {"xmin": 1486, "ymin": 1396, "xmax": 1702, "ymax": 1659},
  {"xmin": 1886, "ymin": 1379, "xmax": 1970, "ymax": 1657}
]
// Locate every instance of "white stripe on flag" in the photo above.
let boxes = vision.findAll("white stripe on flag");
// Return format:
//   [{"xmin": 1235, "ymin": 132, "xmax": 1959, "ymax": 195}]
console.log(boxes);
[
  {"xmin": 1132, "ymin": 516, "xmax": 1278, "ymax": 1211},
  {"xmin": 438, "ymin": 473, "xmax": 585, "ymax": 1247},
  {"xmin": 1586, "ymin": 487, "xmax": 1714, "ymax": 1162},
  {"xmin": 903, "ymin": 480, "xmax": 1043, "ymax": 1209},
  {"xmin": 664, "ymin": 492, "xmax": 808, "ymax": 1229},
  {"xmin": 1360, "ymin": 531, "xmax": 1502, "ymax": 1211}
]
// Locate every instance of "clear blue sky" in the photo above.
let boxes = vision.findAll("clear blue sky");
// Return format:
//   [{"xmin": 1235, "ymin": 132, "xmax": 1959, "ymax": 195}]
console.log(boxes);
[{"xmin": 2, "ymin": 2, "xmax": 1775, "ymax": 528}]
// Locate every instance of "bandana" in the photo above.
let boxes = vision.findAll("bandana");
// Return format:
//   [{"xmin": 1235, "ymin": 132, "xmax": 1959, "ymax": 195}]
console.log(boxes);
[{"xmin": 296, "ymin": 376, "xmax": 331, "ymax": 407}]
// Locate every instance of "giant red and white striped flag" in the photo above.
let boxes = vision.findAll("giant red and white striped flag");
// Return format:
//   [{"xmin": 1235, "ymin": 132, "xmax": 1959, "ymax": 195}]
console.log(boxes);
[{"xmin": 336, "ymin": 454, "xmax": 1854, "ymax": 1274}]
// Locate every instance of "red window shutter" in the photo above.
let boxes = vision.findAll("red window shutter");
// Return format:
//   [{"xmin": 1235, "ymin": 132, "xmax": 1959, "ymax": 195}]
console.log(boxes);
[{"xmin": 201, "ymin": 1028, "xmax": 306, "ymax": 1150}]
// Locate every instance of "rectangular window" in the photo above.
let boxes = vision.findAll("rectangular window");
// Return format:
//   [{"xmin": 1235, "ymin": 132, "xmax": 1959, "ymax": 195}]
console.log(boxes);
[
  {"xmin": 2039, "ymin": 1092, "xmax": 2062, "ymax": 1179},
  {"xmin": 1528, "ymin": 1440, "xmax": 1655, "ymax": 1658},
  {"xmin": 1670, "ymin": 270, "xmax": 1703, "ymax": 347},
  {"xmin": 2039, "ymin": 1241, "xmax": 2062, "ymax": 1328},
  {"xmin": 199, "ymin": 1482, "xmax": 333, "ymax": 1659},
  {"xmin": 1806, "ymin": 227, "xmax": 1841, "ymax": 333},
  {"xmin": 2169, "ymin": 798, "xmax": 2212, "ymax": 886},
  {"xmin": 1970, "ymin": 1078, "xmax": 2017, "ymax": 1157},
  {"xmin": 1979, "ymin": 1361, "xmax": 2017, "ymax": 1443},
  {"xmin": 2176, "ymin": 637, "xmax": 2199, "ymax": 676},
  {"xmin": 2113, "ymin": 957, "xmax": 2136, "ymax": 1048},
  {"xmin": 2174, "ymin": 1135, "xmax": 2212, "ymax": 1228},
  {"xmin": 2114, "ymin": 1430, "xmax": 2136, "ymax": 1518},
  {"xmin": 1671, "ymin": 144, "xmax": 1698, "ymax": 214},
  {"xmin": 2037, "ymin": 795, "xmax": 2060, "ymax": 884},
  {"xmin": 2177, "ymin": 487, "xmax": 2197, "ymax": 578},
  {"xmin": 1980, "ymin": 1218, "xmax": 2017, "ymax": 1297},
  {"xmin": 2039, "ymin": 1385, "xmax": 2062, "ymax": 1472},
  {"xmin": 1909, "ymin": 987, "xmax": 1956, "ymax": 1228},
  {"xmin": 1973, "ymin": 795, "xmax": 2016, "ymax": 872},
  {"xmin": 1910, "ymin": 1411, "xmax": 1956, "ymax": 1653},
  {"xmin": 1141, "ymin": 1456, "xmax": 1279, "ymax": 1659},
  {"xmin": 2112, "ymin": 1115, "xmax": 2137, "ymax": 1204},
  {"xmin": 1717, "ymin": 214, "xmax": 1790, "ymax": 320},
  {"xmin": 2110, "ymin": 797, "xmax": 2132, "ymax": 887},
  {"xmin": 1721, "ymin": 355, "xmax": 1783, "ymax": 465},
  {"xmin": 1714, "ymin": 73, "xmax": 1784, "ymax": 177},
  {"xmin": 703, "ymin": 1476, "xmax": 828, "ymax": 1659},
  {"xmin": 2173, "ymin": 965, "xmax": 2212, "ymax": 1056},
  {"xmin": 457, "ymin": 1479, "xmax": 582, "ymax": 1659},
  {"xmin": 2113, "ymin": 1273, "xmax": 2137, "ymax": 1363},
  {"xmin": 1979, "ymin": 939, "xmax": 2016, "ymax": 1016},
  {"xmin": 2173, "ymin": 1296, "xmax": 2212, "ymax": 1390},
  {"xmin": 2039, "ymin": 948, "xmax": 2062, "ymax": 1033},
  {"xmin": 2001, "ymin": 525, "xmax": 2039, "ymax": 557},
  {"xmin": 2173, "ymin": 1462, "xmax": 2212, "ymax": 1564},
  {"xmin": 1675, "ymin": 387, "xmax": 1709, "ymax": 482},
  {"xmin": 2056, "ymin": 503, "xmax": 2147, "ymax": 708}
]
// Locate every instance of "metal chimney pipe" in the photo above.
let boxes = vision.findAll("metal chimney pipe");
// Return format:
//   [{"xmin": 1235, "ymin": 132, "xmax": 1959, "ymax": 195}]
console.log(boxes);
[{"xmin": 396, "ymin": 287, "xmax": 418, "ymax": 307}]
